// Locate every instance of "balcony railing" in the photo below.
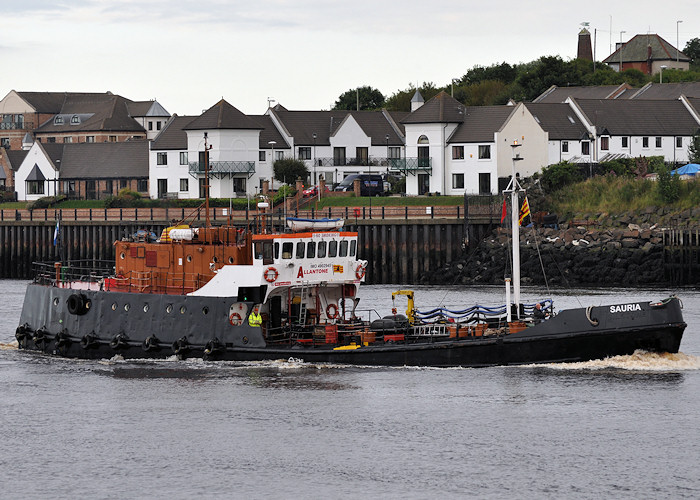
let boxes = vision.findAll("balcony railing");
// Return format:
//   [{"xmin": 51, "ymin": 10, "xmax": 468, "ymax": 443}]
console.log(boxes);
[
  {"xmin": 188, "ymin": 161, "xmax": 256, "ymax": 179},
  {"xmin": 310, "ymin": 157, "xmax": 431, "ymax": 174},
  {"xmin": 0, "ymin": 121, "xmax": 27, "ymax": 130}
]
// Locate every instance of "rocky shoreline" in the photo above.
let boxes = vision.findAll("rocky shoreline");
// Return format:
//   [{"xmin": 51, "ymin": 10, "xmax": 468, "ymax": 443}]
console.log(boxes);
[{"xmin": 426, "ymin": 220, "xmax": 682, "ymax": 287}]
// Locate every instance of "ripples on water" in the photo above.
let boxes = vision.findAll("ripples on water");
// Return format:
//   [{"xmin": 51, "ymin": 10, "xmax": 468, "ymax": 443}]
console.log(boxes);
[{"xmin": 1, "ymin": 280, "xmax": 700, "ymax": 499}]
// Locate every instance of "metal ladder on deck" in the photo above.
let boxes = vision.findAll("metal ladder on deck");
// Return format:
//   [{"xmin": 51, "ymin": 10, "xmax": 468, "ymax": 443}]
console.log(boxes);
[{"xmin": 298, "ymin": 282, "xmax": 310, "ymax": 326}]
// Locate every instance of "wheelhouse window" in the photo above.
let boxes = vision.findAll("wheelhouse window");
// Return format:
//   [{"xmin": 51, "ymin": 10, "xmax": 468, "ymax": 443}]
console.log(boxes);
[
  {"xmin": 328, "ymin": 240, "xmax": 338, "ymax": 258},
  {"xmin": 296, "ymin": 242, "xmax": 305, "ymax": 259},
  {"xmin": 317, "ymin": 241, "xmax": 327, "ymax": 258},
  {"xmin": 254, "ymin": 241, "xmax": 274, "ymax": 264},
  {"xmin": 350, "ymin": 240, "xmax": 356, "ymax": 256},
  {"xmin": 478, "ymin": 145, "xmax": 491, "ymax": 159},
  {"xmin": 306, "ymin": 241, "xmax": 316, "ymax": 258},
  {"xmin": 452, "ymin": 146, "xmax": 464, "ymax": 160},
  {"xmin": 339, "ymin": 240, "xmax": 348, "ymax": 257},
  {"xmin": 282, "ymin": 242, "xmax": 293, "ymax": 259}
]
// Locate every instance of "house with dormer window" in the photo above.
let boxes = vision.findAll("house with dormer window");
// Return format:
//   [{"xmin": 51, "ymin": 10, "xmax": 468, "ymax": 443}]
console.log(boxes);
[{"xmin": 566, "ymin": 98, "xmax": 700, "ymax": 164}]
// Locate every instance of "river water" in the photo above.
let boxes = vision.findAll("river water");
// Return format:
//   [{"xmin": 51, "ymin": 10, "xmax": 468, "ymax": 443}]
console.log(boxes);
[{"xmin": 1, "ymin": 280, "xmax": 699, "ymax": 499}]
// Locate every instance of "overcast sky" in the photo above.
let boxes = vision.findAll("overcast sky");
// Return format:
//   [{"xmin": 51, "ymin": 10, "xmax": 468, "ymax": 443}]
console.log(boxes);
[{"xmin": 2, "ymin": 0, "xmax": 697, "ymax": 116}]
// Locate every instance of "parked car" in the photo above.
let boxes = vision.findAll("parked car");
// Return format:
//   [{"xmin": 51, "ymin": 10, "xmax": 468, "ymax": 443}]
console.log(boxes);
[
  {"xmin": 302, "ymin": 185, "xmax": 329, "ymax": 197},
  {"xmin": 334, "ymin": 174, "xmax": 385, "ymax": 196}
]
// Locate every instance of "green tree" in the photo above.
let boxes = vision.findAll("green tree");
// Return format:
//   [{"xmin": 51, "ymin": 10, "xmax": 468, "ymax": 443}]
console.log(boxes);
[
  {"xmin": 333, "ymin": 86, "xmax": 385, "ymax": 111},
  {"xmin": 273, "ymin": 158, "xmax": 309, "ymax": 185},
  {"xmin": 385, "ymin": 82, "xmax": 440, "ymax": 111},
  {"xmin": 684, "ymin": 38, "xmax": 700, "ymax": 64},
  {"xmin": 688, "ymin": 133, "xmax": 700, "ymax": 163},
  {"xmin": 657, "ymin": 164, "xmax": 681, "ymax": 203}
]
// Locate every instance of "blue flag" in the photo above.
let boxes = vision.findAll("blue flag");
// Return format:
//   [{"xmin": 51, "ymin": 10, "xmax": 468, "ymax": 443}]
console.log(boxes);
[{"xmin": 53, "ymin": 220, "xmax": 59, "ymax": 246}]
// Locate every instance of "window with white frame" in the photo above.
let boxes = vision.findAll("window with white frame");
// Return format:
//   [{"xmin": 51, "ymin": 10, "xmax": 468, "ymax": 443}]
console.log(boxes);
[
  {"xmin": 86, "ymin": 136, "xmax": 95, "ymax": 143},
  {"xmin": 157, "ymin": 152, "xmax": 168, "ymax": 165},
  {"xmin": 63, "ymin": 137, "xmax": 72, "ymax": 143},
  {"xmin": 156, "ymin": 121, "xmax": 162, "ymax": 131},
  {"xmin": 452, "ymin": 146, "xmax": 464, "ymax": 159},
  {"xmin": 582, "ymin": 141, "xmax": 590, "ymax": 155},
  {"xmin": 179, "ymin": 178, "xmax": 188, "ymax": 191},
  {"xmin": 276, "ymin": 151, "xmax": 283, "ymax": 160},
  {"xmin": 676, "ymin": 136, "xmax": 683, "ymax": 148},
  {"xmin": 109, "ymin": 136, "xmax": 117, "ymax": 142},
  {"xmin": 148, "ymin": 122, "xmax": 153, "ymax": 131},
  {"xmin": 452, "ymin": 173, "xmax": 464, "ymax": 189},
  {"xmin": 621, "ymin": 137, "xmax": 628, "ymax": 148},
  {"xmin": 642, "ymin": 137, "xmax": 649, "ymax": 148},
  {"xmin": 478, "ymin": 145, "xmax": 491, "ymax": 159},
  {"xmin": 562, "ymin": 141, "xmax": 569, "ymax": 153},
  {"xmin": 137, "ymin": 179, "xmax": 148, "ymax": 192},
  {"xmin": 70, "ymin": 115, "xmax": 79, "ymax": 125},
  {"xmin": 180, "ymin": 152, "xmax": 188, "ymax": 165},
  {"xmin": 655, "ymin": 137, "xmax": 662, "ymax": 148},
  {"xmin": 298, "ymin": 147, "xmax": 311, "ymax": 160},
  {"xmin": 600, "ymin": 137, "xmax": 609, "ymax": 151},
  {"xmin": 388, "ymin": 147, "xmax": 401, "ymax": 158},
  {"xmin": 54, "ymin": 116, "xmax": 63, "ymax": 125}
]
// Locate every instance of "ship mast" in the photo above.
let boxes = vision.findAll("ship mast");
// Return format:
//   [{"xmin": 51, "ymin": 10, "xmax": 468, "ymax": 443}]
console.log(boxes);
[
  {"xmin": 203, "ymin": 132, "xmax": 213, "ymax": 243},
  {"xmin": 503, "ymin": 141, "xmax": 524, "ymax": 318}
]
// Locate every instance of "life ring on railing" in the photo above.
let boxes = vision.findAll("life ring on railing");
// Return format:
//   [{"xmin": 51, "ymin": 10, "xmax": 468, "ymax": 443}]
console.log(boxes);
[
  {"xmin": 263, "ymin": 267, "xmax": 279, "ymax": 283},
  {"xmin": 229, "ymin": 312, "xmax": 243, "ymax": 326},
  {"xmin": 326, "ymin": 303, "xmax": 339, "ymax": 319},
  {"xmin": 355, "ymin": 265, "xmax": 366, "ymax": 280}
]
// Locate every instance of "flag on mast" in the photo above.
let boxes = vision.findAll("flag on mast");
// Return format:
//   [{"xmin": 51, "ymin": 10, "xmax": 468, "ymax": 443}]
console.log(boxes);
[
  {"xmin": 519, "ymin": 197, "xmax": 531, "ymax": 226},
  {"xmin": 500, "ymin": 198, "xmax": 507, "ymax": 224},
  {"xmin": 53, "ymin": 220, "xmax": 60, "ymax": 246}
]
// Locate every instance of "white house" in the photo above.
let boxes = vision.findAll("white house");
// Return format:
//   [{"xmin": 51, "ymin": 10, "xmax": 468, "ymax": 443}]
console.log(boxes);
[
  {"xmin": 568, "ymin": 97, "xmax": 700, "ymax": 165},
  {"xmin": 401, "ymin": 93, "xmax": 547, "ymax": 195},
  {"xmin": 525, "ymin": 102, "xmax": 593, "ymax": 166},
  {"xmin": 14, "ymin": 142, "xmax": 62, "ymax": 201}
]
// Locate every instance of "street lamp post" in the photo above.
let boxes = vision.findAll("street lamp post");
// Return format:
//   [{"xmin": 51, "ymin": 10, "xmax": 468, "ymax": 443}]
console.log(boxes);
[
  {"xmin": 660, "ymin": 65, "xmax": 668, "ymax": 83},
  {"xmin": 312, "ymin": 132, "xmax": 317, "ymax": 189},
  {"xmin": 619, "ymin": 31, "xmax": 626, "ymax": 72},
  {"xmin": 268, "ymin": 140, "xmax": 276, "ymax": 192}
]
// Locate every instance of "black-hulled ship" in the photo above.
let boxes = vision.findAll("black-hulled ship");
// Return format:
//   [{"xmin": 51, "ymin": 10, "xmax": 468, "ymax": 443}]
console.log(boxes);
[{"xmin": 15, "ymin": 144, "xmax": 686, "ymax": 366}]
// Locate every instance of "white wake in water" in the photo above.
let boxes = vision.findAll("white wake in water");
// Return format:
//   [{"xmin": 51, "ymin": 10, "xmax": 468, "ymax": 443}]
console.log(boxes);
[{"xmin": 534, "ymin": 350, "xmax": 700, "ymax": 371}]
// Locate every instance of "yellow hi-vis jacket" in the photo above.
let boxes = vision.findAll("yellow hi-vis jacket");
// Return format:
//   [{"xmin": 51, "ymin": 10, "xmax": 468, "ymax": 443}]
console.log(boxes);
[{"xmin": 248, "ymin": 311, "xmax": 262, "ymax": 327}]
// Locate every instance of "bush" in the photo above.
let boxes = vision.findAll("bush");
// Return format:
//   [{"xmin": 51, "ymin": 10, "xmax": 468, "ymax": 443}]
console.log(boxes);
[
  {"xmin": 540, "ymin": 161, "xmax": 583, "ymax": 191},
  {"xmin": 656, "ymin": 165, "xmax": 681, "ymax": 203},
  {"xmin": 27, "ymin": 195, "xmax": 66, "ymax": 210}
]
